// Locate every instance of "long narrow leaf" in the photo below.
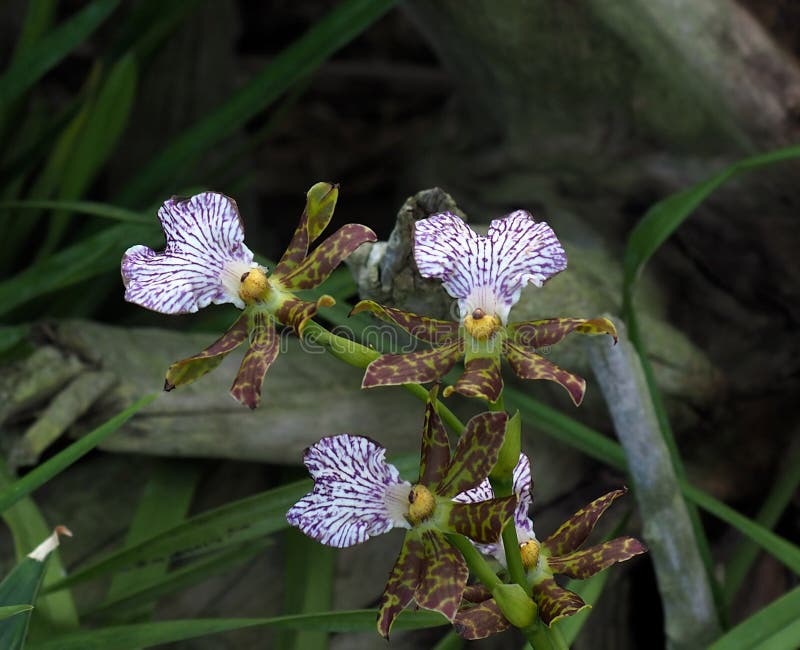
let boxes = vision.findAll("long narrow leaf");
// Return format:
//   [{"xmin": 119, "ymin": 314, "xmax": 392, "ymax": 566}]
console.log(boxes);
[
  {"xmin": 0, "ymin": 394, "xmax": 158, "ymax": 512},
  {"xmin": 25, "ymin": 610, "xmax": 448, "ymax": 650},
  {"xmin": 0, "ymin": 0, "xmax": 119, "ymax": 105},
  {"xmin": 45, "ymin": 455, "xmax": 418, "ymax": 594},
  {"xmin": 0, "ymin": 527, "xmax": 71, "ymax": 650},
  {"xmin": 708, "ymin": 586, "xmax": 800, "ymax": 650},
  {"xmin": 104, "ymin": 460, "xmax": 201, "ymax": 623},
  {"xmin": 623, "ymin": 144, "xmax": 800, "ymax": 293},
  {"xmin": 0, "ymin": 460, "xmax": 78, "ymax": 633},
  {"xmin": 119, "ymin": 0, "xmax": 397, "ymax": 204}
]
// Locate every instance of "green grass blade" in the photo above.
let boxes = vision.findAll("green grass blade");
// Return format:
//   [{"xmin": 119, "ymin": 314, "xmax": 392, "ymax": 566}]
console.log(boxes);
[
  {"xmin": 0, "ymin": 200, "xmax": 150, "ymax": 224},
  {"xmin": 0, "ymin": 606, "xmax": 33, "ymax": 622},
  {"xmin": 623, "ymin": 144, "xmax": 800, "ymax": 294},
  {"xmin": 44, "ymin": 481, "xmax": 309, "ymax": 594},
  {"xmin": 0, "ymin": 394, "xmax": 158, "ymax": 512},
  {"xmin": 118, "ymin": 0, "xmax": 397, "ymax": 204},
  {"xmin": 505, "ymin": 387, "xmax": 626, "ymax": 469},
  {"xmin": 0, "ymin": 0, "xmax": 119, "ymax": 105},
  {"xmin": 0, "ymin": 528, "xmax": 70, "ymax": 650},
  {"xmin": 0, "ymin": 461, "xmax": 78, "ymax": 634},
  {"xmin": 104, "ymin": 460, "xmax": 201, "ymax": 623},
  {"xmin": 37, "ymin": 53, "xmax": 139, "ymax": 258},
  {"xmin": 681, "ymin": 483, "xmax": 800, "ymax": 575},
  {"xmin": 45, "ymin": 455, "xmax": 418, "ymax": 595},
  {"xmin": 279, "ymin": 528, "xmax": 335, "ymax": 650},
  {"xmin": 84, "ymin": 540, "xmax": 270, "ymax": 621},
  {"xmin": 0, "ymin": 221, "xmax": 156, "ymax": 318},
  {"xmin": 708, "ymin": 586, "xmax": 800, "ymax": 650},
  {"xmin": 724, "ymin": 443, "xmax": 800, "ymax": 607},
  {"xmin": 25, "ymin": 610, "xmax": 448, "ymax": 650}
]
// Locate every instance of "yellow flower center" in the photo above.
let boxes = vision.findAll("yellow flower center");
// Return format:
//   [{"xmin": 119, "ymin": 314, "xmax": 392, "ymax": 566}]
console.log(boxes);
[
  {"xmin": 406, "ymin": 484, "xmax": 436, "ymax": 525},
  {"xmin": 463, "ymin": 308, "xmax": 501, "ymax": 340},
  {"xmin": 519, "ymin": 539, "xmax": 541, "ymax": 570},
  {"xmin": 238, "ymin": 268, "xmax": 270, "ymax": 304}
]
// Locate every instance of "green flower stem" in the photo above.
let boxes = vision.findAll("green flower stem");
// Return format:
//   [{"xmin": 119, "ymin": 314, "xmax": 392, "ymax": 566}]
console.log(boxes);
[
  {"xmin": 499, "ymin": 521, "xmax": 528, "ymax": 594},
  {"xmin": 301, "ymin": 320, "xmax": 465, "ymax": 432},
  {"xmin": 445, "ymin": 533, "xmax": 501, "ymax": 591},
  {"xmin": 520, "ymin": 619, "xmax": 559, "ymax": 650}
]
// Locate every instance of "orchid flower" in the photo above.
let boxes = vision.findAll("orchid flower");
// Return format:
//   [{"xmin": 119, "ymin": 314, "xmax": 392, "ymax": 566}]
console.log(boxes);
[
  {"xmin": 122, "ymin": 183, "xmax": 375, "ymax": 408},
  {"xmin": 454, "ymin": 462, "xmax": 647, "ymax": 639},
  {"xmin": 286, "ymin": 388, "xmax": 517, "ymax": 638},
  {"xmin": 353, "ymin": 211, "xmax": 617, "ymax": 405}
]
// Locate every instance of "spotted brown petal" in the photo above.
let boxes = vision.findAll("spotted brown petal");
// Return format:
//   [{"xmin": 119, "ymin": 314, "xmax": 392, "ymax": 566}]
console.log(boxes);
[
  {"xmin": 419, "ymin": 386, "xmax": 451, "ymax": 487},
  {"xmin": 437, "ymin": 411, "xmax": 508, "ymax": 497},
  {"xmin": 454, "ymin": 598, "xmax": 511, "ymax": 640},
  {"xmin": 446, "ymin": 356, "xmax": 503, "ymax": 403},
  {"xmin": 164, "ymin": 312, "xmax": 249, "ymax": 390},
  {"xmin": 362, "ymin": 343, "xmax": 462, "ymax": 389},
  {"xmin": 415, "ymin": 531, "xmax": 468, "ymax": 623},
  {"xmin": 533, "ymin": 576, "xmax": 589, "ymax": 626},
  {"xmin": 447, "ymin": 496, "xmax": 517, "ymax": 544},
  {"xmin": 548, "ymin": 536, "xmax": 647, "ymax": 579},
  {"xmin": 274, "ymin": 182, "xmax": 339, "ymax": 277},
  {"xmin": 462, "ymin": 584, "xmax": 493, "ymax": 603},
  {"xmin": 351, "ymin": 300, "xmax": 460, "ymax": 346},
  {"xmin": 543, "ymin": 488, "xmax": 628, "ymax": 556},
  {"xmin": 377, "ymin": 533, "xmax": 425, "ymax": 639},
  {"xmin": 229, "ymin": 312, "xmax": 280, "ymax": 409},
  {"xmin": 277, "ymin": 224, "xmax": 376, "ymax": 290},
  {"xmin": 508, "ymin": 317, "xmax": 618, "ymax": 349},
  {"xmin": 274, "ymin": 295, "xmax": 335, "ymax": 336},
  {"xmin": 504, "ymin": 340, "xmax": 586, "ymax": 406}
]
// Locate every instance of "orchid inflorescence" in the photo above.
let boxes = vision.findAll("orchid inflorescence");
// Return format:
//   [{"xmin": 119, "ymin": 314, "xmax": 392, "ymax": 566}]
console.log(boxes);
[{"xmin": 122, "ymin": 182, "xmax": 646, "ymax": 643}]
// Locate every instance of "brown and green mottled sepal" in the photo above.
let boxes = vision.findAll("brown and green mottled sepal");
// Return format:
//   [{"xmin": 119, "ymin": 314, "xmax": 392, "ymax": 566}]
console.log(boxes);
[
  {"xmin": 274, "ymin": 295, "xmax": 335, "ymax": 336},
  {"xmin": 444, "ymin": 355, "xmax": 503, "ymax": 403},
  {"xmin": 273, "ymin": 182, "xmax": 339, "ymax": 277},
  {"xmin": 377, "ymin": 533, "xmax": 424, "ymax": 639},
  {"xmin": 508, "ymin": 317, "xmax": 618, "ymax": 349},
  {"xmin": 230, "ymin": 313, "xmax": 280, "ymax": 409},
  {"xmin": 351, "ymin": 300, "xmax": 460, "ymax": 345},
  {"xmin": 548, "ymin": 537, "xmax": 647, "ymax": 579},
  {"xmin": 437, "ymin": 411, "xmax": 508, "ymax": 497},
  {"xmin": 277, "ymin": 223, "xmax": 376, "ymax": 290},
  {"xmin": 532, "ymin": 576, "xmax": 589, "ymax": 626},
  {"xmin": 447, "ymin": 496, "xmax": 516, "ymax": 544},
  {"xmin": 419, "ymin": 386, "xmax": 451, "ymax": 488},
  {"xmin": 164, "ymin": 312, "xmax": 249, "ymax": 390},
  {"xmin": 362, "ymin": 343, "xmax": 461, "ymax": 389},
  {"xmin": 543, "ymin": 488, "xmax": 628, "ymax": 556},
  {"xmin": 504, "ymin": 341, "xmax": 586, "ymax": 406},
  {"xmin": 454, "ymin": 598, "xmax": 511, "ymax": 640},
  {"xmin": 415, "ymin": 531, "xmax": 469, "ymax": 624}
]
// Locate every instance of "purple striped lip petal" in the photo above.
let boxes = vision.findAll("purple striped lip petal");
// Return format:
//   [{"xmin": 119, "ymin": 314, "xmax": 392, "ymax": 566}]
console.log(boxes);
[
  {"xmin": 454, "ymin": 453, "xmax": 536, "ymax": 562},
  {"xmin": 286, "ymin": 434, "xmax": 412, "ymax": 548},
  {"xmin": 414, "ymin": 212, "xmax": 567, "ymax": 324},
  {"xmin": 122, "ymin": 192, "xmax": 257, "ymax": 314}
]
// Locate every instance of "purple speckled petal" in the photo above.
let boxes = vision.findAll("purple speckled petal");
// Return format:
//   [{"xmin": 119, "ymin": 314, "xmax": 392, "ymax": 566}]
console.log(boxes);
[
  {"xmin": 122, "ymin": 192, "xmax": 255, "ymax": 314},
  {"xmin": 414, "ymin": 212, "xmax": 566, "ymax": 322},
  {"xmin": 286, "ymin": 434, "xmax": 412, "ymax": 548},
  {"xmin": 453, "ymin": 453, "xmax": 535, "ymax": 560}
]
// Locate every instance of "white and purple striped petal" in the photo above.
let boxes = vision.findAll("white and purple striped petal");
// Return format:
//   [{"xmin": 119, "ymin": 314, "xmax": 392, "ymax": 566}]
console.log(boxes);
[
  {"xmin": 454, "ymin": 453, "xmax": 536, "ymax": 562},
  {"xmin": 414, "ymin": 212, "xmax": 567, "ymax": 323},
  {"xmin": 122, "ymin": 192, "xmax": 256, "ymax": 314},
  {"xmin": 286, "ymin": 434, "xmax": 412, "ymax": 548}
]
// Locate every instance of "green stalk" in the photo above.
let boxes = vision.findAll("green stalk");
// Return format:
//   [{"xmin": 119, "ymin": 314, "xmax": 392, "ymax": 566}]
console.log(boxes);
[{"xmin": 301, "ymin": 320, "xmax": 465, "ymax": 432}]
